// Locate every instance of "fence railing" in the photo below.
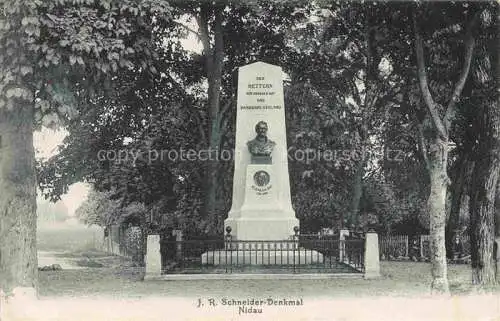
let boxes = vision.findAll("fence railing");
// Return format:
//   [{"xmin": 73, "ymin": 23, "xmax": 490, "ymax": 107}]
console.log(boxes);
[
  {"xmin": 379, "ymin": 235, "xmax": 408, "ymax": 259},
  {"xmin": 379, "ymin": 234, "xmax": 471, "ymax": 261},
  {"xmin": 160, "ymin": 239, "xmax": 364, "ymax": 274},
  {"xmin": 299, "ymin": 233, "xmax": 340, "ymax": 241}
]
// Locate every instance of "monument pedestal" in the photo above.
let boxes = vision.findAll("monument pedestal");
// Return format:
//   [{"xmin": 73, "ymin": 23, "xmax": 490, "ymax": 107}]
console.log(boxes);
[
  {"xmin": 224, "ymin": 164, "xmax": 299, "ymax": 241},
  {"xmin": 202, "ymin": 245, "xmax": 324, "ymax": 265},
  {"xmin": 224, "ymin": 217, "xmax": 298, "ymax": 241}
]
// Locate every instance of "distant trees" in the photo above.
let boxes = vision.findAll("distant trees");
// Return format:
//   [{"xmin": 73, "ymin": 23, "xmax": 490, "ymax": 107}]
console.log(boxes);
[{"xmin": 75, "ymin": 189, "xmax": 146, "ymax": 227}]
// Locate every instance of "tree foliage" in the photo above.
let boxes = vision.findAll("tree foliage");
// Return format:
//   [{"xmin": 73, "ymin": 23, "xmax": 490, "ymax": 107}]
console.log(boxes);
[{"xmin": 75, "ymin": 189, "xmax": 146, "ymax": 226}]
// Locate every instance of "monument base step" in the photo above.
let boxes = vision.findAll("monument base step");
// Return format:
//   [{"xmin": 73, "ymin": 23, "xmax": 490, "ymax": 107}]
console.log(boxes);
[{"xmin": 201, "ymin": 249, "xmax": 324, "ymax": 265}]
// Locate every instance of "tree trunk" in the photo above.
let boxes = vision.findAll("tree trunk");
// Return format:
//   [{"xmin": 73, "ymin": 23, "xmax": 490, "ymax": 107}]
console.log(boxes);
[
  {"xmin": 427, "ymin": 138, "xmax": 450, "ymax": 294},
  {"xmin": 496, "ymin": 180, "xmax": 500, "ymax": 236},
  {"xmin": 0, "ymin": 104, "xmax": 37, "ymax": 294},
  {"xmin": 139, "ymin": 213, "xmax": 148, "ymax": 267},
  {"xmin": 448, "ymin": 156, "xmax": 474, "ymax": 228},
  {"xmin": 348, "ymin": 159, "xmax": 364, "ymax": 227},
  {"xmin": 412, "ymin": 7, "xmax": 477, "ymax": 295},
  {"xmin": 345, "ymin": 9, "xmax": 378, "ymax": 229},
  {"xmin": 446, "ymin": 155, "xmax": 474, "ymax": 257},
  {"xmin": 470, "ymin": 98, "xmax": 500, "ymax": 286},
  {"xmin": 204, "ymin": 161, "xmax": 221, "ymax": 233},
  {"xmin": 469, "ymin": 7, "xmax": 500, "ymax": 286},
  {"xmin": 495, "ymin": 182, "xmax": 500, "ymax": 282},
  {"xmin": 197, "ymin": 6, "xmax": 225, "ymax": 234}
]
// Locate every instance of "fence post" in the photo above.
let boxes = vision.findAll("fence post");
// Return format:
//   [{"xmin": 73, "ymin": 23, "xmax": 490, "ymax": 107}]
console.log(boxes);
[
  {"xmin": 103, "ymin": 225, "xmax": 110, "ymax": 253},
  {"xmin": 405, "ymin": 235, "xmax": 409, "ymax": 257},
  {"xmin": 144, "ymin": 234, "xmax": 161, "ymax": 280},
  {"xmin": 339, "ymin": 229, "xmax": 350, "ymax": 262},
  {"xmin": 496, "ymin": 237, "xmax": 500, "ymax": 266},
  {"xmin": 420, "ymin": 235, "xmax": 423, "ymax": 258},
  {"xmin": 364, "ymin": 230, "xmax": 380, "ymax": 279}
]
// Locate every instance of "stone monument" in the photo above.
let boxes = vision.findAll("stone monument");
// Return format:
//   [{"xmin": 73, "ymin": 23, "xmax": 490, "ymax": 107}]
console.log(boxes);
[
  {"xmin": 225, "ymin": 61, "xmax": 299, "ymax": 241},
  {"xmin": 202, "ymin": 61, "xmax": 321, "ymax": 264}
]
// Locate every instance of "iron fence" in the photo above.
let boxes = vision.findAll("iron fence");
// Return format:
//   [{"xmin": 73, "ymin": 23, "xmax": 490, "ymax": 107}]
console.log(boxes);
[
  {"xmin": 379, "ymin": 234, "xmax": 471, "ymax": 261},
  {"xmin": 344, "ymin": 238, "xmax": 365, "ymax": 270},
  {"xmin": 160, "ymin": 238, "xmax": 364, "ymax": 274},
  {"xmin": 379, "ymin": 235, "xmax": 408, "ymax": 259},
  {"xmin": 299, "ymin": 233, "xmax": 340, "ymax": 241},
  {"xmin": 104, "ymin": 224, "xmax": 144, "ymax": 263}
]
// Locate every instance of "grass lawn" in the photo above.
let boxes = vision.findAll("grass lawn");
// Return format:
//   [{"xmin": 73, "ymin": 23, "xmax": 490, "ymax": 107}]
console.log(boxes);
[{"xmin": 38, "ymin": 258, "xmax": 479, "ymax": 299}]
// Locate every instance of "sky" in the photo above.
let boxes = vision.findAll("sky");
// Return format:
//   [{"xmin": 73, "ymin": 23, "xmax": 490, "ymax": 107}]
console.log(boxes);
[
  {"xmin": 34, "ymin": 128, "xmax": 90, "ymax": 216},
  {"xmin": 178, "ymin": 15, "xmax": 203, "ymax": 53}
]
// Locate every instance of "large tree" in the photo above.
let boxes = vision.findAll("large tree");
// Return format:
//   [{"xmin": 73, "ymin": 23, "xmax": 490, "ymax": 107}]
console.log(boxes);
[
  {"xmin": 0, "ymin": 0, "xmax": 173, "ymax": 294},
  {"xmin": 1, "ymin": 0, "xmax": 43, "ymax": 295},
  {"xmin": 468, "ymin": 5, "xmax": 499, "ymax": 286},
  {"xmin": 283, "ymin": 1, "xmax": 410, "ymax": 230},
  {"xmin": 176, "ymin": 1, "xmax": 313, "ymax": 233},
  {"xmin": 410, "ymin": 2, "xmax": 488, "ymax": 293}
]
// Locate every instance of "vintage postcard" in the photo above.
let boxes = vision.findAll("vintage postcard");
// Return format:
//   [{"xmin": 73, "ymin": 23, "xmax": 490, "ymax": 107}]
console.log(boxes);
[{"xmin": 0, "ymin": 0, "xmax": 499, "ymax": 320}]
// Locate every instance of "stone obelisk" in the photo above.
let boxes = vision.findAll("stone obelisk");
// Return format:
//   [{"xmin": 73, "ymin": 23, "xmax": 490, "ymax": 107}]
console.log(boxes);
[{"xmin": 225, "ymin": 61, "xmax": 299, "ymax": 241}]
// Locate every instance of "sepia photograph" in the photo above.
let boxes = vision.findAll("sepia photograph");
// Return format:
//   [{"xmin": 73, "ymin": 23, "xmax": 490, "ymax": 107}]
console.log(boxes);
[{"xmin": 0, "ymin": 0, "xmax": 499, "ymax": 320}]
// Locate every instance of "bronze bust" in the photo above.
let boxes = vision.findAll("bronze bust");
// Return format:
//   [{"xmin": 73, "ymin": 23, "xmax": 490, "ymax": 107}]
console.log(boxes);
[{"xmin": 247, "ymin": 121, "xmax": 275, "ymax": 163}]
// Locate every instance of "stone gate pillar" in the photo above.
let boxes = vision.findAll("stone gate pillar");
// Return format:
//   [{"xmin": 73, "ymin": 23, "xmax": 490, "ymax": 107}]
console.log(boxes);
[
  {"xmin": 144, "ymin": 234, "xmax": 161, "ymax": 280},
  {"xmin": 339, "ymin": 229, "xmax": 350, "ymax": 262},
  {"xmin": 364, "ymin": 230, "xmax": 381, "ymax": 279}
]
